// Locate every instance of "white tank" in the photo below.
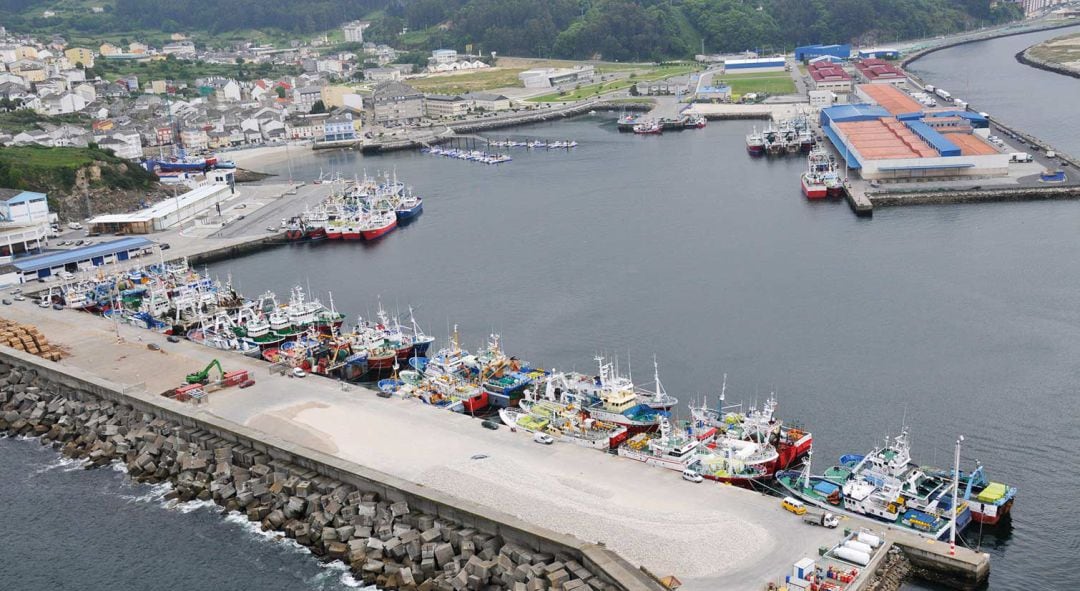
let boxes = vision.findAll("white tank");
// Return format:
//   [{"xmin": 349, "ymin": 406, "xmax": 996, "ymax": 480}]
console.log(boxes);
[
  {"xmin": 857, "ymin": 532, "xmax": 882, "ymax": 548},
  {"xmin": 843, "ymin": 539, "xmax": 874, "ymax": 554},
  {"xmin": 834, "ymin": 546, "xmax": 871, "ymax": 566}
]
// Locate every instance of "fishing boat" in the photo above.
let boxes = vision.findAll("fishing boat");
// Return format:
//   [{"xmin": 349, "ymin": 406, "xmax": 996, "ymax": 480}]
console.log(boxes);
[
  {"xmin": 502, "ymin": 395, "xmax": 630, "ymax": 450},
  {"xmin": 359, "ymin": 209, "xmax": 397, "ymax": 240},
  {"xmin": 921, "ymin": 464, "xmax": 1016, "ymax": 526},
  {"xmin": 616, "ymin": 417, "xmax": 701, "ymax": 471},
  {"xmin": 633, "ymin": 120, "xmax": 663, "ymax": 135},
  {"xmin": 689, "ymin": 378, "xmax": 812, "ymax": 473},
  {"xmin": 776, "ymin": 430, "xmax": 973, "ymax": 540},
  {"xmin": 746, "ymin": 127, "xmax": 765, "ymax": 156},
  {"xmin": 395, "ymin": 193, "xmax": 423, "ymax": 221},
  {"xmin": 635, "ymin": 358, "xmax": 678, "ymax": 411},
  {"xmin": 543, "ymin": 357, "xmax": 663, "ymax": 433}
]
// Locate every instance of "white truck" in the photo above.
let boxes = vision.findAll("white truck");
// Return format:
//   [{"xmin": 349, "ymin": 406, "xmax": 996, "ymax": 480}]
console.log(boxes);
[
  {"xmin": 1009, "ymin": 152, "xmax": 1032, "ymax": 163},
  {"xmin": 803, "ymin": 510, "xmax": 839, "ymax": 528}
]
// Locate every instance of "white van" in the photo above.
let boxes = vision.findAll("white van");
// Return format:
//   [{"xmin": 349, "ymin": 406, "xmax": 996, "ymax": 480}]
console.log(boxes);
[
  {"xmin": 682, "ymin": 469, "xmax": 703, "ymax": 483},
  {"xmin": 67, "ymin": 222, "xmax": 83, "ymax": 230}
]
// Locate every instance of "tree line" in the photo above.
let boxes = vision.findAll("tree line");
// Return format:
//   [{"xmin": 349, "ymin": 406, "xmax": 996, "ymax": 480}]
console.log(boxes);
[{"xmin": 1, "ymin": 0, "xmax": 1022, "ymax": 61}]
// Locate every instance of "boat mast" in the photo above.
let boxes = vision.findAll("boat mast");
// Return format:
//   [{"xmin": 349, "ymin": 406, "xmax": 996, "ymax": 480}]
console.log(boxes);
[{"xmin": 951, "ymin": 435, "xmax": 964, "ymax": 556}]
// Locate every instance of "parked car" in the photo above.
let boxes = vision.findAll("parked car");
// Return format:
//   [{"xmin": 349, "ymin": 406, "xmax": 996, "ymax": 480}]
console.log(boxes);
[
  {"xmin": 533, "ymin": 432, "xmax": 554, "ymax": 445},
  {"xmin": 239, "ymin": 379, "xmax": 256, "ymax": 389},
  {"xmin": 782, "ymin": 497, "xmax": 807, "ymax": 515},
  {"xmin": 681, "ymin": 469, "xmax": 703, "ymax": 483},
  {"xmin": 291, "ymin": 367, "xmax": 307, "ymax": 378},
  {"xmin": 159, "ymin": 243, "xmax": 171, "ymax": 250},
  {"xmin": 481, "ymin": 420, "xmax": 499, "ymax": 430}
]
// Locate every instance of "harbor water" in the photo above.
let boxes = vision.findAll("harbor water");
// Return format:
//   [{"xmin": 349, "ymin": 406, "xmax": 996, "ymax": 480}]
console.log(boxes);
[
  {"xmin": 5, "ymin": 26, "xmax": 1080, "ymax": 590},
  {"xmin": 213, "ymin": 114, "xmax": 1079, "ymax": 590},
  {"xmin": 0, "ymin": 434, "xmax": 368, "ymax": 591}
]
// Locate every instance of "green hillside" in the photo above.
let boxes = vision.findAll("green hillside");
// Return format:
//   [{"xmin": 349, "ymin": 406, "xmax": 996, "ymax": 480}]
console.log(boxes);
[{"xmin": 0, "ymin": 0, "xmax": 1023, "ymax": 62}]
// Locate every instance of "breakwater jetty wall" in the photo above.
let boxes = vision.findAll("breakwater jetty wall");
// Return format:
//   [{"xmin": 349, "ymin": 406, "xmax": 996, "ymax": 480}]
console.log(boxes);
[
  {"xmin": 1015, "ymin": 46, "xmax": 1080, "ymax": 79},
  {"xmin": 870, "ymin": 184, "xmax": 1080, "ymax": 208},
  {"xmin": 901, "ymin": 20, "xmax": 1080, "ymax": 68},
  {"xmin": 186, "ymin": 234, "xmax": 289, "ymax": 266},
  {"xmin": 0, "ymin": 346, "xmax": 661, "ymax": 591}
]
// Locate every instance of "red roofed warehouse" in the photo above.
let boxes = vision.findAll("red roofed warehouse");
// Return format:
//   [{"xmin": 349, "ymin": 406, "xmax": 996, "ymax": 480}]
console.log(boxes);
[
  {"xmin": 807, "ymin": 62, "xmax": 852, "ymax": 93},
  {"xmin": 852, "ymin": 59, "xmax": 907, "ymax": 86}
]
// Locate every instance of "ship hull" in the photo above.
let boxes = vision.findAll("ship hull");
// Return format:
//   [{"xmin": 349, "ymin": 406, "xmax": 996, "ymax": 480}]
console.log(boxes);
[
  {"xmin": 362, "ymin": 221, "xmax": 397, "ymax": 241},
  {"xmin": 802, "ymin": 176, "xmax": 828, "ymax": 199}
]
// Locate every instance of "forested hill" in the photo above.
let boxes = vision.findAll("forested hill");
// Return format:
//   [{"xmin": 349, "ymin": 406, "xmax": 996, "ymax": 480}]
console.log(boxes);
[{"xmin": 1, "ymin": 0, "xmax": 1022, "ymax": 62}]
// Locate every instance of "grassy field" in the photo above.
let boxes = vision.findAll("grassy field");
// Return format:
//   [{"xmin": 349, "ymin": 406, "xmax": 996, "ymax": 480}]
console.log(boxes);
[
  {"xmin": 1027, "ymin": 32, "xmax": 1080, "ymax": 70},
  {"xmin": 408, "ymin": 68, "xmax": 528, "ymax": 95},
  {"xmin": 715, "ymin": 71, "xmax": 796, "ymax": 97},
  {"xmin": 528, "ymin": 64, "xmax": 699, "ymax": 102},
  {"xmin": 0, "ymin": 111, "xmax": 90, "ymax": 134}
]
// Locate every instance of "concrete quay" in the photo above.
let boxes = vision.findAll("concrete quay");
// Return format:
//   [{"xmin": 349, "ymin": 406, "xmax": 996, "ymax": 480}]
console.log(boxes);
[
  {"xmin": 0, "ymin": 302, "xmax": 864, "ymax": 590},
  {"xmin": 0, "ymin": 301, "xmax": 995, "ymax": 590}
]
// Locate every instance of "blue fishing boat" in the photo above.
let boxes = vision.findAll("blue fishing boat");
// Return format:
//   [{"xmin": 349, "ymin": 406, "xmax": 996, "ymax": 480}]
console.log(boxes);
[{"xmin": 395, "ymin": 195, "xmax": 423, "ymax": 221}]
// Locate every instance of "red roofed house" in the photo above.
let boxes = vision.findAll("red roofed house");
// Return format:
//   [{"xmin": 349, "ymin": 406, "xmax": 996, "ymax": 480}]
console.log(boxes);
[
  {"xmin": 807, "ymin": 62, "xmax": 852, "ymax": 93},
  {"xmin": 852, "ymin": 59, "xmax": 907, "ymax": 86}
]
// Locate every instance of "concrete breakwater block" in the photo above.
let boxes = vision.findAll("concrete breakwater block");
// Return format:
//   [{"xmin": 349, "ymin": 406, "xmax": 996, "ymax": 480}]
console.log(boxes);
[{"xmin": 0, "ymin": 360, "xmax": 622, "ymax": 591}]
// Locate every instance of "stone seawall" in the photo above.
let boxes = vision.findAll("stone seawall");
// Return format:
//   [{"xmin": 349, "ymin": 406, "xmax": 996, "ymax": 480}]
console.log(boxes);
[
  {"xmin": 0, "ymin": 346, "xmax": 661, "ymax": 591},
  {"xmin": 1015, "ymin": 47, "xmax": 1080, "ymax": 79},
  {"xmin": 870, "ymin": 185, "xmax": 1080, "ymax": 207}
]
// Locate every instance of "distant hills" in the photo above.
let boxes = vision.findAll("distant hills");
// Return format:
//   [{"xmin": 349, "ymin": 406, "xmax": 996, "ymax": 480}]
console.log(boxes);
[{"xmin": 1, "ymin": 0, "xmax": 1023, "ymax": 62}]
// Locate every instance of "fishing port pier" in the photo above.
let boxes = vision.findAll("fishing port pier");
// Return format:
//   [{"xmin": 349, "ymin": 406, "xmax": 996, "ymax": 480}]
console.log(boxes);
[{"xmin": 0, "ymin": 296, "xmax": 992, "ymax": 591}]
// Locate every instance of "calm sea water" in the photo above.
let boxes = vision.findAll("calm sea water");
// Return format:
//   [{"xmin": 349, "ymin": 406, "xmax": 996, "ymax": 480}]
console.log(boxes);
[
  {"xmin": 5, "ymin": 27, "xmax": 1080, "ymax": 590},
  {"xmin": 0, "ymin": 435, "xmax": 367, "ymax": 591}
]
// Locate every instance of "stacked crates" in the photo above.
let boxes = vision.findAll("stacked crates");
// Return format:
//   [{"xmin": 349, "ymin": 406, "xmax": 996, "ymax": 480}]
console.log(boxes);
[{"xmin": 0, "ymin": 318, "xmax": 63, "ymax": 361}]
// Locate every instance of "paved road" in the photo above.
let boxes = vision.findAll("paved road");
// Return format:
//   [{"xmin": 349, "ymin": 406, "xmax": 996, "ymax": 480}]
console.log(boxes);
[{"xmin": 210, "ymin": 183, "xmax": 333, "ymax": 240}]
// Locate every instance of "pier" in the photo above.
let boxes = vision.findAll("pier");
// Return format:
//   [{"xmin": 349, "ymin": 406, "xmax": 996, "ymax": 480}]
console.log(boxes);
[{"xmin": 0, "ymin": 298, "xmax": 992, "ymax": 590}]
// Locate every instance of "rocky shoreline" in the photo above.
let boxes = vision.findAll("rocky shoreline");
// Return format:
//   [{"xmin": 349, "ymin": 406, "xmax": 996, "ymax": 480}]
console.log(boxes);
[{"xmin": 0, "ymin": 361, "xmax": 617, "ymax": 591}]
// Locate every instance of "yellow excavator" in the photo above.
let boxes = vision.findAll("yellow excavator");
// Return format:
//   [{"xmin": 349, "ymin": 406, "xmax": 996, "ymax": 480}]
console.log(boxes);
[{"xmin": 186, "ymin": 359, "xmax": 224, "ymax": 384}]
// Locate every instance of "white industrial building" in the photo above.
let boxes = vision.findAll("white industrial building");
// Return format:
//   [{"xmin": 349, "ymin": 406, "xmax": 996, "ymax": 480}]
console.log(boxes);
[
  {"xmin": 86, "ymin": 183, "xmax": 232, "ymax": 234},
  {"xmin": 518, "ymin": 66, "xmax": 595, "ymax": 89}
]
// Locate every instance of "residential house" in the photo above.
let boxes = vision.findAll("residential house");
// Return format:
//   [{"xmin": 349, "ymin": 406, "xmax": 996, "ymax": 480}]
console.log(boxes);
[
  {"xmin": 128, "ymin": 42, "xmax": 148, "ymax": 55},
  {"xmin": 431, "ymin": 49, "xmax": 458, "ymax": 64},
  {"xmin": 323, "ymin": 113, "xmax": 356, "ymax": 142},
  {"xmin": 462, "ymin": 92, "xmax": 511, "ymax": 112},
  {"xmin": 48, "ymin": 125, "xmax": 91, "ymax": 147},
  {"xmin": 99, "ymin": 43, "xmax": 120, "ymax": 56},
  {"xmin": 150, "ymin": 80, "xmax": 168, "ymax": 94},
  {"xmin": 0, "ymin": 73, "xmax": 28, "ymax": 88},
  {"xmin": 364, "ymin": 81, "xmax": 424, "ymax": 127},
  {"xmin": 424, "ymin": 94, "xmax": 470, "ymax": 119},
  {"xmin": 363, "ymin": 67, "xmax": 401, "ymax": 82},
  {"xmin": 316, "ymin": 59, "xmax": 343, "ymax": 75},
  {"xmin": 293, "ymin": 85, "xmax": 322, "ymax": 112},
  {"xmin": 162, "ymin": 41, "xmax": 196, "ymax": 56},
  {"xmin": 41, "ymin": 93, "xmax": 87, "ymax": 115},
  {"xmin": 64, "ymin": 47, "xmax": 95, "ymax": 68},
  {"xmin": 63, "ymin": 68, "xmax": 87, "ymax": 85},
  {"xmin": 220, "ymin": 79, "xmax": 241, "ymax": 102},
  {"xmin": 0, "ymin": 45, "xmax": 19, "ymax": 64},
  {"xmin": 285, "ymin": 114, "xmax": 327, "ymax": 140},
  {"xmin": 179, "ymin": 127, "xmax": 209, "ymax": 151},
  {"xmin": 73, "ymin": 82, "xmax": 96, "ymax": 103},
  {"xmin": 154, "ymin": 125, "xmax": 175, "ymax": 146},
  {"xmin": 342, "ymin": 21, "xmax": 369, "ymax": 43},
  {"xmin": 10, "ymin": 59, "xmax": 46, "ymax": 83},
  {"xmin": 98, "ymin": 134, "xmax": 142, "ymax": 159}
]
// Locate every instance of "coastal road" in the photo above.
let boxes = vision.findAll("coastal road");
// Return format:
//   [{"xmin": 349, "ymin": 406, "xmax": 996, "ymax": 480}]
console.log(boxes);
[{"xmin": 7, "ymin": 302, "xmax": 886, "ymax": 591}]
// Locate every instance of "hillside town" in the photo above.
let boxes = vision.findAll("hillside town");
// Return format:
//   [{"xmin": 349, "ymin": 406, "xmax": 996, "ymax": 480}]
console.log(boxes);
[{"xmin": 0, "ymin": 20, "xmax": 539, "ymax": 158}]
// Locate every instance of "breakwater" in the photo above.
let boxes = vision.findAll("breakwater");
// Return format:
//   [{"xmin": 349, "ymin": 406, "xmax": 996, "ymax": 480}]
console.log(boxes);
[
  {"xmin": 870, "ymin": 184, "xmax": 1080, "ymax": 208},
  {"xmin": 900, "ymin": 20, "xmax": 1080, "ymax": 68},
  {"xmin": 0, "ymin": 346, "xmax": 660, "ymax": 591},
  {"xmin": 1015, "ymin": 46, "xmax": 1080, "ymax": 79}
]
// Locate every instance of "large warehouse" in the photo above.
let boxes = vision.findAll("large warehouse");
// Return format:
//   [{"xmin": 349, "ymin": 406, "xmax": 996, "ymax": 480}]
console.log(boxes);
[
  {"xmin": 87, "ymin": 183, "xmax": 230, "ymax": 234},
  {"xmin": 4, "ymin": 237, "xmax": 155, "ymax": 284},
  {"xmin": 820, "ymin": 85, "xmax": 1008, "ymax": 181}
]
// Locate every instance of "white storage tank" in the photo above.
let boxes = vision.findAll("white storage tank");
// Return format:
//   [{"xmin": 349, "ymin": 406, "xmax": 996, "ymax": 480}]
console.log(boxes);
[
  {"xmin": 843, "ymin": 539, "xmax": 874, "ymax": 554},
  {"xmin": 835, "ymin": 546, "xmax": 871, "ymax": 566},
  {"xmin": 857, "ymin": 531, "xmax": 883, "ymax": 548}
]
